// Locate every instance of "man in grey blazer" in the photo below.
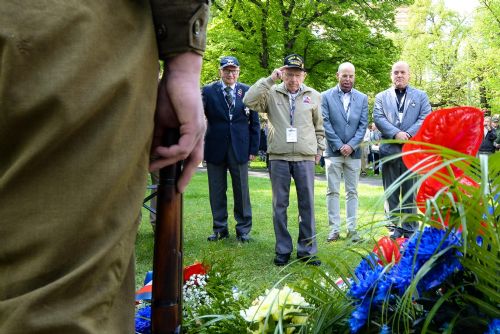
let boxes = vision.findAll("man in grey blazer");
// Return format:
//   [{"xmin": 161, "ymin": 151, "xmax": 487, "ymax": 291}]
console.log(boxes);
[
  {"xmin": 373, "ymin": 61, "xmax": 431, "ymax": 238},
  {"xmin": 322, "ymin": 62, "xmax": 368, "ymax": 243}
]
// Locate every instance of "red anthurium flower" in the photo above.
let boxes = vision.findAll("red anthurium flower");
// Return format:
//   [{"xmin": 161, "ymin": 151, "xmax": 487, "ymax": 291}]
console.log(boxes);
[
  {"xmin": 372, "ymin": 236, "xmax": 405, "ymax": 264},
  {"xmin": 416, "ymin": 171, "xmax": 479, "ymax": 231},
  {"xmin": 183, "ymin": 262, "xmax": 207, "ymax": 282},
  {"xmin": 416, "ymin": 174, "xmax": 479, "ymax": 209},
  {"xmin": 402, "ymin": 107, "xmax": 482, "ymax": 218},
  {"xmin": 403, "ymin": 106, "xmax": 483, "ymax": 177}
]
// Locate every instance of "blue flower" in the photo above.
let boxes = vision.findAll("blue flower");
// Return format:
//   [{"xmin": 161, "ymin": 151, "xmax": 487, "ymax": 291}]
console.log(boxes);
[
  {"xmin": 380, "ymin": 324, "xmax": 391, "ymax": 334},
  {"xmin": 348, "ymin": 227, "xmax": 465, "ymax": 333},
  {"xmin": 349, "ymin": 254, "xmax": 383, "ymax": 300},
  {"xmin": 388, "ymin": 227, "xmax": 462, "ymax": 294},
  {"xmin": 419, "ymin": 256, "xmax": 462, "ymax": 292},
  {"xmin": 135, "ymin": 305, "xmax": 151, "ymax": 334},
  {"xmin": 349, "ymin": 299, "xmax": 371, "ymax": 333},
  {"xmin": 477, "ymin": 235, "xmax": 483, "ymax": 247},
  {"xmin": 485, "ymin": 318, "xmax": 500, "ymax": 334}
]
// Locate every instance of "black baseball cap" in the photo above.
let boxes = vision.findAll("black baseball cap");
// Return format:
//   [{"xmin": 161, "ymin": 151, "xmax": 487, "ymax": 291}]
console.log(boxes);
[
  {"xmin": 220, "ymin": 56, "xmax": 240, "ymax": 68},
  {"xmin": 283, "ymin": 54, "xmax": 305, "ymax": 71}
]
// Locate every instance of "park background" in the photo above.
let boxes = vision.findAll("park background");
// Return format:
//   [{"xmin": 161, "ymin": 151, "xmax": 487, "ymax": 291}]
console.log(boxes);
[
  {"xmin": 136, "ymin": 0, "xmax": 499, "ymax": 333},
  {"xmin": 201, "ymin": 0, "xmax": 498, "ymax": 114}
]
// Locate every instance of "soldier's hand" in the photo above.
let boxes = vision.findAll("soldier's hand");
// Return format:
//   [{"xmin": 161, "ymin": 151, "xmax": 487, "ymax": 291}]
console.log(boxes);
[{"xmin": 149, "ymin": 52, "xmax": 206, "ymax": 193}]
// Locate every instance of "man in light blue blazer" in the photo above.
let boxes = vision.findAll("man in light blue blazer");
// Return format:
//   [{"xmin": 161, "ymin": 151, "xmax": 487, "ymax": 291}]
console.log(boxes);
[
  {"xmin": 322, "ymin": 62, "xmax": 368, "ymax": 243},
  {"xmin": 373, "ymin": 61, "xmax": 431, "ymax": 238}
]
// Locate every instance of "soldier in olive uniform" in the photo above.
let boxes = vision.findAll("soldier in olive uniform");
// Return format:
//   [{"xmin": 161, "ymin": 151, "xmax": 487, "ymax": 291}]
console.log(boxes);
[{"xmin": 0, "ymin": 1, "xmax": 209, "ymax": 333}]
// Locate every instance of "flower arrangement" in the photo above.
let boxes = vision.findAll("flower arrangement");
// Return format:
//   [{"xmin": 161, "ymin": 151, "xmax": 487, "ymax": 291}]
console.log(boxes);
[
  {"xmin": 349, "ymin": 227, "xmax": 464, "ymax": 333},
  {"xmin": 240, "ymin": 285, "xmax": 309, "ymax": 334},
  {"xmin": 135, "ymin": 260, "xmax": 249, "ymax": 333},
  {"xmin": 134, "ymin": 262, "xmax": 209, "ymax": 333},
  {"xmin": 182, "ymin": 262, "xmax": 212, "ymax": 318},
  {"xmin": 347, "ymin": 107, "xmax": 499, "ymax": 333}
]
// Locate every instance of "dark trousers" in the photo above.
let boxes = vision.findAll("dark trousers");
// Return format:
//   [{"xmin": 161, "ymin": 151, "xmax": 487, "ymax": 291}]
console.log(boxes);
[
  {"xmin": 368, "ymin": 151, "xmax": 380, "ymax": 174},
  {"xmin": 207, "ymin": 146, "xmax": 252, "ymax": 235},
  {"xmin": 269, "ymin": 160, "xmax": 317, "ymax": 257},
  {"xmin": 381, "ymin": 157, "xmax": 418, "ymax": 236}
]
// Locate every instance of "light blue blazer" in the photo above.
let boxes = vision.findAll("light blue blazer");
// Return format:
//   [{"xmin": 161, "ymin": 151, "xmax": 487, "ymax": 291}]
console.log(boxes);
[
  {"xmin": 373, "ymin": 85, "xmax": 431, "ymax": 157},
  {"xmin": 321, "ymin": 86, "xmax": 368, "ymax": 159}
]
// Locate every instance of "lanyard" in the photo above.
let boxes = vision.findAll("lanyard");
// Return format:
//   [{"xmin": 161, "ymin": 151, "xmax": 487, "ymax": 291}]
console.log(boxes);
[
  {"xmin": 396, "ymin": 93, "xmax": 406, "ymax": 114},
  {"xmin": 289, "ymin": 93, "xmax": 297, "ymax": 126}
]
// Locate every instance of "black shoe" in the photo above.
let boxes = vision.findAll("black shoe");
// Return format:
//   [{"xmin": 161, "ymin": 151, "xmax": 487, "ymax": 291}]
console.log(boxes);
[
  {"xmin": 273, "ymin": 253, "xmax": 291, "ymax": 266},
  {"xmin": 207, "ymin": 231, "xmax": 229, "ymax": 241},
  {"xmin": 297, "ymin": 255, "xmax": 322, "ymax": 266},
  {"xmin": 327, "ymin": 232, "xmax": 340, "ymax": 242},
  {"xmin": 236, "ymin": 233, "xmax": 251, "ymax": 243}
]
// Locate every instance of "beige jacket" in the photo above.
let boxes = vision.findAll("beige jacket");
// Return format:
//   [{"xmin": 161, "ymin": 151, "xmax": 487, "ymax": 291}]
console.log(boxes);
[{"xmin": 244, "ymin": 76, "xmax": 325, "ymax": 161}]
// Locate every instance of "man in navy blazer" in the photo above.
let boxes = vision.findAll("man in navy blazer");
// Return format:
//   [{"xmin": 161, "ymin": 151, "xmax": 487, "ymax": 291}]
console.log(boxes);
[
  {"xmin": 374, "ymin": 61, "xmax": 431, "ymax": 238},
  {"xmin": 322, "ymin": 62, "xmax": 368, "ymax": 243},
  {"xmin": 202, "ymin": 56, "xmax": 260, "ymax": 242}
]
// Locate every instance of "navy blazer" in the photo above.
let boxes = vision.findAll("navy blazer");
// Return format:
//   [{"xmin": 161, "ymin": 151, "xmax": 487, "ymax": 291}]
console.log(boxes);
[
  {"xmin": 321, "ymin": 86, "xmax": 368, "ymax": 159},
  {"xmin": 202, "ymin": 81, "xmax": 260, "ymax": 164},
  {"xmin": 373, "ymin": 85, "xmax": 432, "ymax": 157}
]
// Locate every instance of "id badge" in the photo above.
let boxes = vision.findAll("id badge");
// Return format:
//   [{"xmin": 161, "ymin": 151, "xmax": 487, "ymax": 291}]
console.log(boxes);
[{"xmin": 286, "ymin": 127, "xmax": 298, "ymax": 143}]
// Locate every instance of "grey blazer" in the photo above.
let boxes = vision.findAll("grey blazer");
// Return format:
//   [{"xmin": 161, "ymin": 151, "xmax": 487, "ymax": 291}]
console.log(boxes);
[
  {"xmin": 321, "ymin": 86, "xmax": 368, "ymax": 158},
  {"xmin": 373, "ymin": 85, "xmax": 431, "ymax": 157}
]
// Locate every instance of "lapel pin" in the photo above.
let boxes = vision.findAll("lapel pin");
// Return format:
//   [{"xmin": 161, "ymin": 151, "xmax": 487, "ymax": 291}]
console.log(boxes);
[{"xmin": 244, "ymin": 107, "xmax": 250, "ymax": 116}]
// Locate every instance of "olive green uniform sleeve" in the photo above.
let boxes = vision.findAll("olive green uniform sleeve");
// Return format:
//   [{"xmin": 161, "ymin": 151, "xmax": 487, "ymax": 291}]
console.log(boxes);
[{"xmin": 150, "ymin": 0, "xmax": 210, "ymax": 59}]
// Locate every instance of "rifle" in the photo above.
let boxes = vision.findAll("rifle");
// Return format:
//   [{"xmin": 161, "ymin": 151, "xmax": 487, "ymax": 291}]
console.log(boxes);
[{"xmin": 152, "ymin": 130, "xmax": 183, "ymax": 334}]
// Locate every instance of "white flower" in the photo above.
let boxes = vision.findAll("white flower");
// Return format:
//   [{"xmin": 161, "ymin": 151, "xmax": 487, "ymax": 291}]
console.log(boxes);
[{"xmin": 241, "ymin": 285, "xmax": 310, "ymax": 330}]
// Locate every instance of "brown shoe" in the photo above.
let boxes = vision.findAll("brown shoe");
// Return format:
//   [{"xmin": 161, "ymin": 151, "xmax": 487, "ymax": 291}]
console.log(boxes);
[{"xmin": 327, "ymin": 232, "xmax": 340, "ymax": 242}]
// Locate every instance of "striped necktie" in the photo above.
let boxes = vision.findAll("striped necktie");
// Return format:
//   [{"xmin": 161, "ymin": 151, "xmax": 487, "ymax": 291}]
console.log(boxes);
[{"xmin": 224, "ymin": 86, "xmax": 234, "ymax": 119}]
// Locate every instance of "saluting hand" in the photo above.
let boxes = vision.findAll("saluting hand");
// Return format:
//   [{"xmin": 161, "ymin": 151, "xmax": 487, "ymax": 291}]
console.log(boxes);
[{"xmin": 271, "ymin": 66, "xmax": 288, "ymax": 81}]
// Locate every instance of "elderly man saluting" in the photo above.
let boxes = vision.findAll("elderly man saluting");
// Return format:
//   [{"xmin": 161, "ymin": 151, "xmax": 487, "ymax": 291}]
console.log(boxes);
[{"xmin": 244, "ymin": 54, "xmax": 325, "ymax": 266}]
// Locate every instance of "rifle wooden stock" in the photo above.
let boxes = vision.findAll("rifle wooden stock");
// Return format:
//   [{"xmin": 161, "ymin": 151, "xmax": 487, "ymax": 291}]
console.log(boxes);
[{"xmin": 152, "ymin": 130, "xmax": 183, "ymax": 334}]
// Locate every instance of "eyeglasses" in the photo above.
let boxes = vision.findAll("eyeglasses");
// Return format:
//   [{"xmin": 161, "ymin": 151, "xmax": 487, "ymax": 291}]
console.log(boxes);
[
  {"xmin": 222, "ymin": 69, "xmax": 240, "ymax": 75},
  {"xmin": 284, "ymin": 72, "xmax": 304, "ymax": 78}
]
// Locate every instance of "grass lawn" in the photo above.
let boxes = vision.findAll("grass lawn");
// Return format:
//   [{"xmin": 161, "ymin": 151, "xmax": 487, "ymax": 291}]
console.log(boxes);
[{"xmin": 135, "ymin": 168, "xmax": 386, "ymax": 296}]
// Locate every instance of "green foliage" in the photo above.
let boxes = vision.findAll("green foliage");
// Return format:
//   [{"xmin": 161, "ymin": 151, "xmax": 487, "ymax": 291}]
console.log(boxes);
[
  {"xmin": 398, "ymin": 0, "xmax": 471, "ymax": 107},
  {"xmin": 397, "ymin": 0, "xmax": 500, "ymax": 111},
  {"xmin": 289, "ymin": 260, "xmax": 356, "ymax": 334},
  {"xmin": 202, "ymin": 0, "xmax": 413, "ymax": 94},
  {"xmin": 466, "ymin": 0, "xmax": 500, "ymax": 112}
]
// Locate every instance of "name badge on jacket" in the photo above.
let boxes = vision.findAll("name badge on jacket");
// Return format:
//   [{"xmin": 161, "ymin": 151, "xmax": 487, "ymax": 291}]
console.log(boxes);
[{"xmin": 286, "ymin": 127, "xmax": 298, "ymax": 142}]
